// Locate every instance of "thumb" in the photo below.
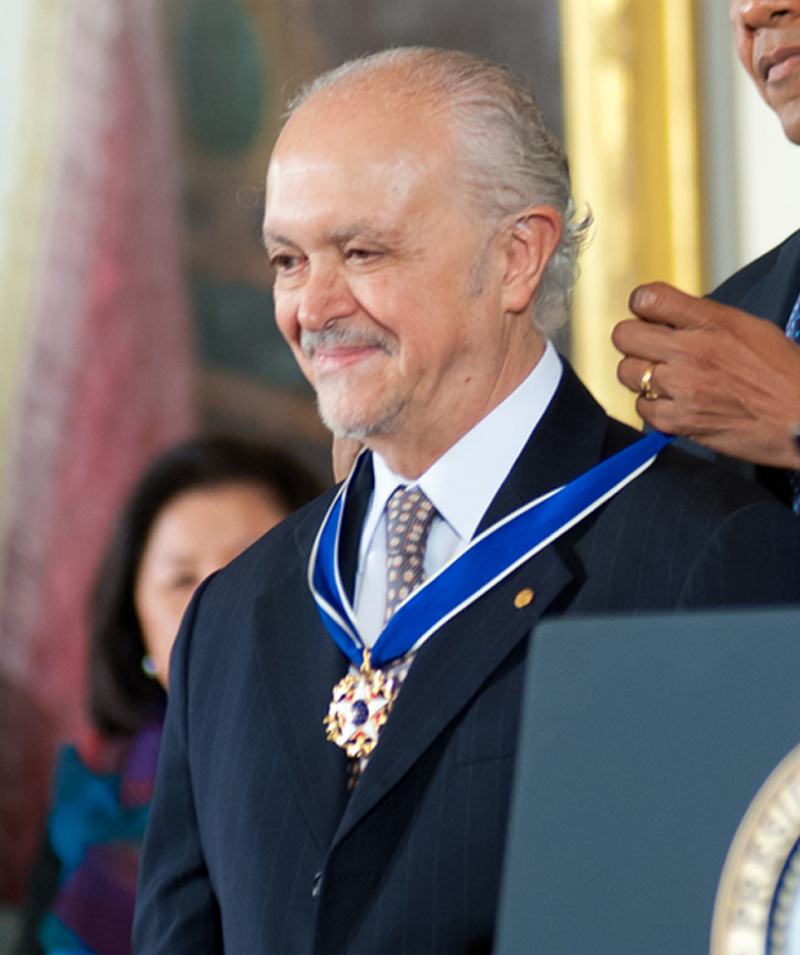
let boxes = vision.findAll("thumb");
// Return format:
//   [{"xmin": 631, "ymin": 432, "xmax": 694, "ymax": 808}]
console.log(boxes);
[{"xmin": 628, "ymin": 281, "xmax": 709, "ymax": 329}]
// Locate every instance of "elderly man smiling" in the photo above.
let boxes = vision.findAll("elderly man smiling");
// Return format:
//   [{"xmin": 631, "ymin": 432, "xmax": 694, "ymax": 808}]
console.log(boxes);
[{"xmin": 134, "ymin": 48, "xmax": 800, "ymax": 955}]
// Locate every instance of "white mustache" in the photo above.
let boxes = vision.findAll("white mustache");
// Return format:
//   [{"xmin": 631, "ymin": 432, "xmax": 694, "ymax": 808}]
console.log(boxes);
[{"xmin": 300, "ymin": 325, "xmax": 396, "ymax": 359}]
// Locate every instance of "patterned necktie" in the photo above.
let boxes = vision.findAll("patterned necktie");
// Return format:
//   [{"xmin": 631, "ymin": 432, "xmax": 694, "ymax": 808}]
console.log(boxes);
[
  {"xmin": 385, "ymin": 486, "xmax": 437, "ymax": 621},
  {"xmin": 343, "ymin": 486, "xmax": 438, "ymax": 786},
  {"xmin": 783, "ymin": 290, "xmax": 800, "ymax": 514}
]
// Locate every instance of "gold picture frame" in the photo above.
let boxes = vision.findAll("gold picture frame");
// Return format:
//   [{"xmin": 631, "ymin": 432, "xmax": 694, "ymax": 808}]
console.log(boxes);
[{"xmin": 561, "ymin": 0, "xmax": 705, "ymax": 424}]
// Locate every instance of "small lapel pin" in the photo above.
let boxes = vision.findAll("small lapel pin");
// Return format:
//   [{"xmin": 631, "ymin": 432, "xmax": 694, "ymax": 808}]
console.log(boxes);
[{"xmin": 514, "ymin": 588, "xmax": 534, "ymax": 609}]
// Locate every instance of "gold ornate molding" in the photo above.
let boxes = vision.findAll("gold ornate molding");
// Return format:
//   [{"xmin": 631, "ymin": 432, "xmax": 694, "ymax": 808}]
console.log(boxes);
[{"xmin": 560, "ymin": 0, "xmax": 704, "ymax": 424}]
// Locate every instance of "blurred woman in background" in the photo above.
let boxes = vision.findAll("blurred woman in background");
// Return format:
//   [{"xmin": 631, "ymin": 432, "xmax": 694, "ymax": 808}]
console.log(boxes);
[{"xmin": 18, "ymin": 435, "xmax": 322, "ymax": 955}]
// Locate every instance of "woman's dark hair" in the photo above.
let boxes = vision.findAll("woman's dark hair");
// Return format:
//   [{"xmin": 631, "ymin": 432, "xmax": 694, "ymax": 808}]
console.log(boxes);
[{"xmin": 89, "ymin": 434, "xmax": 323, "ymax": 737}]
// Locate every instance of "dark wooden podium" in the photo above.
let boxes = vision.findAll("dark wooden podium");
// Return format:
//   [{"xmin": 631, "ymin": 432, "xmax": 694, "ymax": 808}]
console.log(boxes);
[{"xmin": 496, "ymin": 607, "xmax": 800, "ymax": 955}]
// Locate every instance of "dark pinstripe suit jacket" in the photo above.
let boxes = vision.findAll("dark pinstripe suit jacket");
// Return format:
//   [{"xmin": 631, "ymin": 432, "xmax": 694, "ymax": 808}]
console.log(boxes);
[
  {"xmin": 708, "ymin": 228, "xmax": 800, "ymax": 503},
  {"xmin": 709, "ymin": 228, "xmax": 800, "ymax": 327},
  {"xmin": 133, "ymin": 363, "xmax": 800, "ymax": 955}
]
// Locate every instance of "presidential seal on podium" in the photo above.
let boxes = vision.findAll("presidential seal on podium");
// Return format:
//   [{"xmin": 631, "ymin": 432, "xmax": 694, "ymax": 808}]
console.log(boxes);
[{"xmin": 712, "ymin": 742, "xmax": 800, "ymax": 955}]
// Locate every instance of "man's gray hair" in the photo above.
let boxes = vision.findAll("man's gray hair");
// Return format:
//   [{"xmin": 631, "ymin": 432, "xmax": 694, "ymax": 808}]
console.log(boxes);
[{"xmin": 288, "ymin": 47, "xmax": 591, "ymax": 336}]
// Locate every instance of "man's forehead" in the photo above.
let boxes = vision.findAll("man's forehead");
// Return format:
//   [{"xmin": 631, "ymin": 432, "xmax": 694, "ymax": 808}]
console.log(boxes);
[
  {"xmin": 266, "ymin": 148, "xmax": 443, "ymax": 204},
  {"xmin": 262, "ymin": 77, "xmax": 467, "ymax": 239},
  {"xmin": 274, "ymin": 77, "xmax": 448, "ymax": 157},
  {"xmin": 264, "ymin": 116, "xmax": 456, "ymax": 224},
  {"xmin": 267, "ymin": 151, "xmax": 431, "ymax": 182}
]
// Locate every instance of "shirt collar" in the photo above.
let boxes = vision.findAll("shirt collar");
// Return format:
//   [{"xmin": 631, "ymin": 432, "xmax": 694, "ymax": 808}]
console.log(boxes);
[{"xmin": 362, "ymin": 341, "xmax": 563, "ymax": 551}]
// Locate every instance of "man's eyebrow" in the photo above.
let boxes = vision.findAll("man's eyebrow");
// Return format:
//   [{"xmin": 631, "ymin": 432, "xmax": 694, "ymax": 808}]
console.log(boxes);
[
  {"xmin": 329, "ymin": 224, "xmax": 403, "ymax": 245},
  {"xmin": 261, "ymin": 231, "xmax": 293, "ymax": 250},
  {"xmin": 263, "ymin": 224, "xmax": 404, "ymax": 250}
]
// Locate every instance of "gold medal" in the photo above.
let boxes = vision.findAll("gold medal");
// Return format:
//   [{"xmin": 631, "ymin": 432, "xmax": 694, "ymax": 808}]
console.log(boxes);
[{"xmin": 324, "ymin": 649, "xmax": 400, "ymax": 760}]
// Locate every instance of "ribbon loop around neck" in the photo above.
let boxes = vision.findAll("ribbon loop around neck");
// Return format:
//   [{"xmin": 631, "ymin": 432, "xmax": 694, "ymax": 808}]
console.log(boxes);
[{"xmin": 309, "ymin": 431, "xmax": 674, "ymax": 669}]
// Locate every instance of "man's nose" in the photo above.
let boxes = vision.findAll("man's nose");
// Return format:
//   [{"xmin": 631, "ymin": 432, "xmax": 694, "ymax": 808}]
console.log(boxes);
[
  {"xmin": 735, "ymin": 0, "xmax": 798, "ymax": 29},
  {"xmin": 296, "ymin": 264, "xmax": 355, "ymax": 330}
]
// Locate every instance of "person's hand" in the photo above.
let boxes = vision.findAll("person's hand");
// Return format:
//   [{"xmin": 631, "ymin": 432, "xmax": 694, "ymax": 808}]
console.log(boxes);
[
  {"xmin": 613, "ymin": 281, "xmax": 800, "ymax": 469},
  {"xmin": 332, "ymin": 436, "xmax": 363, "ymax": 483}
]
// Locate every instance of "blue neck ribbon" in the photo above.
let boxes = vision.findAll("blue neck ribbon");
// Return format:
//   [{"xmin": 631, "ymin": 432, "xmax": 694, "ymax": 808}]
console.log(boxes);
[{"xmin": 309, "ymin": 431, "xmax": 674, "ymax": 669}]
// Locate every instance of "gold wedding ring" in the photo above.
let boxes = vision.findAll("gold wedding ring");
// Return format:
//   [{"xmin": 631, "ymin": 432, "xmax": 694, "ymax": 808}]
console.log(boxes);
[{"xmin": 639, "ymin": 362, "xmax": 660, "ymax": 401}]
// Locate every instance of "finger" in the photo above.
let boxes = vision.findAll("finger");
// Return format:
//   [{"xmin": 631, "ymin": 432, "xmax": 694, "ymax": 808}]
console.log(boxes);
[
  {"xmin": 612, "ymin": 316, "xmax": 683, "ymax": 361},
  {"xmin": 617, "ymin": 356, "xmax": 650, "ymax": 393},
  {"xmin": 617, "ymin": 356, "xmax": 670, "ymax": 400},
  {"xmin": 628, "ymin": 282, "xmax": 717, "ymax": 330},
  {"xmin": 635, "ymin": 394, "xmax": 680, "ymax": 435}
]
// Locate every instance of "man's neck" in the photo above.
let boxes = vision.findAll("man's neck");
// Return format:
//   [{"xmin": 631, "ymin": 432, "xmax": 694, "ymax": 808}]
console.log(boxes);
[
  {"xmin": 365, "ymin": 337, "xmax": 547, "ymax": 478},
  {"xmin": 352, "ymin": 342, "xmax": 563, "ymax": 646}
]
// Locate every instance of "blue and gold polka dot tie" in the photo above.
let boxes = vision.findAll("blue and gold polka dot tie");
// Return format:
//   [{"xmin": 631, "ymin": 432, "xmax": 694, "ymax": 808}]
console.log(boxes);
[{"xmin": 385, "ymin": 486, "xmax": 437, "ymax": 621}]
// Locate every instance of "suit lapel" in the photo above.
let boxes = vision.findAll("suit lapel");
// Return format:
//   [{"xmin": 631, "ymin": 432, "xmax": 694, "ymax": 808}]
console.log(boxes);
[
  {"xmin": 333, "ymin": 362, "xmax": 612, "ymax": 843},
  {"xmin": 772, "ymin": 230, "xmax": 800, "ymax": 326},
  {"xmin": 253, "ymin": 556, "xmax": 348, "ymax": 850},
  {"xmin": 714, "ymin": 228, "xmax": 800, "ymax": 327},
  {"xmin": 251, "ymin": 463, "xmax": 377, "ymax": 851}
]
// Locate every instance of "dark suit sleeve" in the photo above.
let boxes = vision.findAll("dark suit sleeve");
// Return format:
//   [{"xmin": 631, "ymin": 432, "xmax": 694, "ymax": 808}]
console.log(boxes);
[
  {"xmin": 133, "ymin": 579, "xmax": 223, "ymax": 954},
  {"xmin": 677, "ymin": 500, "xmax": 800, "ymax": 607}
]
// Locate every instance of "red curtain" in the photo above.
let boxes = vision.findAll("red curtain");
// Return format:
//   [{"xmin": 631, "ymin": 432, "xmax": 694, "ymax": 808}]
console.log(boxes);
[{"xmin": 0, "ymin": 0, "xmax": 196, "ymax": 901}]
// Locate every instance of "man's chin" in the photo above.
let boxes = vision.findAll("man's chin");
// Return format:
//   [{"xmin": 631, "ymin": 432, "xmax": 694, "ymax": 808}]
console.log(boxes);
[
  {"xmin": 319, "ymin": 410, "xmax": 379, "ymax": 443},
  {"xmin": 784, "ymin": 118, "xmax": 800, "ymax": 145},
  {"xmin": 316, "ymin": 394, "xmax": 403, "ymax": 443},
  {"xmin": 772, "ymin": 98, "xmax": 800, "ymax": 144}
]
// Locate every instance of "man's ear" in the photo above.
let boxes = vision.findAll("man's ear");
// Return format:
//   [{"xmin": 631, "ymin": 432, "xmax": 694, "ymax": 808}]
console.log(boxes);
[{"xmin": 500, "ymin": 206, "xmax": 562, "ymax": 314}]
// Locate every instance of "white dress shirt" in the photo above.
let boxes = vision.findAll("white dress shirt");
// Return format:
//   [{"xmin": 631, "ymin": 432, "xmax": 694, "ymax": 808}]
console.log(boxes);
[{"xmin": 354, "ymin": 341, "xmax": 563, "ymax": 647}]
